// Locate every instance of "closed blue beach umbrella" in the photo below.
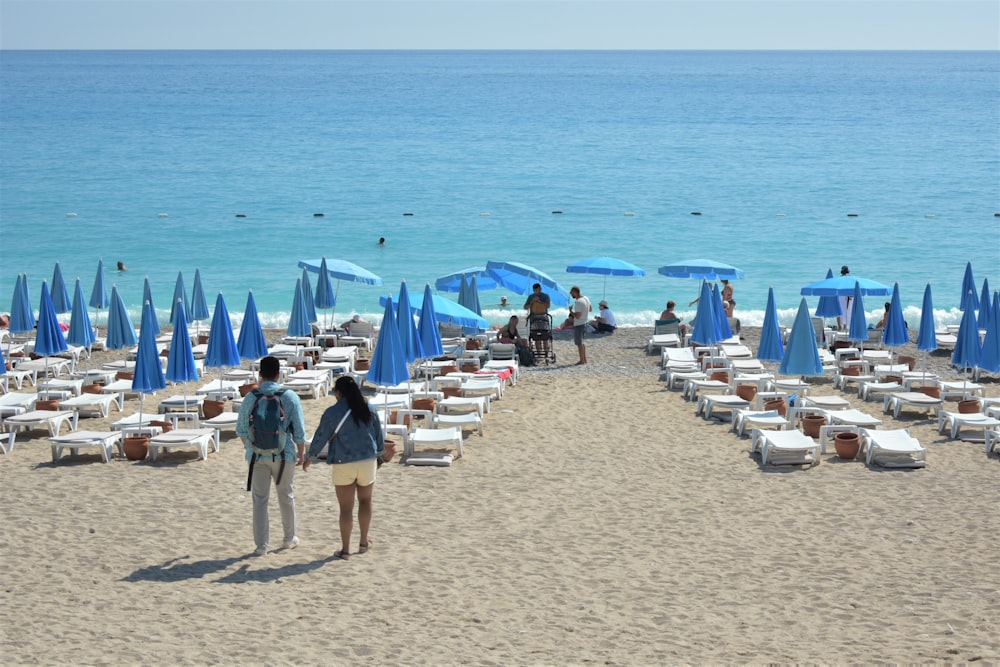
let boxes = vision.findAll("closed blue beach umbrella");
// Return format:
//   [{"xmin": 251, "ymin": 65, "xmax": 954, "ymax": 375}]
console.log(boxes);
[
  {"xmin": 881, "ymin": 282, "xmax": 909, "ymax": 350},
  {"xmin": 300, "ymin": 267, "xmax": 318, "ymax": 324},
  {"xmin": 458, "ymin": 274, "xmax": 484, "ymax": 334},
  {"xmin": 166, "ymin": 299, "xmax": 199, "ymax": 387},
  {"xmin": 847, "ymin": 282, "xmax": 869, "ymax": 346},
  {"xmin": 142, "ymin": 276, "xmax": 160, "ymax": 335},
  {"xmin": 711, "ymin": 282, "xmax": 732, "ymax": 341},
  {"xmin": 237, "ymin": 290, "xmax": 269, "ymax": 361},
  {"xmin": 132, "ymin": 299, "xmax": 167, "ymax": 426},
  {"xmin": 813, "ymin": 268, "xmax": 842, "ymax": 319},
  {"xmin": 951, "ymin": 291, "xmax": 981, "ymax": 374},
  {"xmin": 50, "ymin": 262, "xmax": 71, "ymax": 314},
  {"xmin": 976, "ymin": 278, "xmax": 992, "ymax": 330},
  {"xmin": 170, "ymin": 272, "xmax": 191, "ymax": 326},
  {"xmin": 959, "ymin": 261, "xmax": 978, "ymax": 311},
  {"xmin": 313, "ymin": 257, "xmax": 336, "ymax": 329},
  {"xmin": 915, "ymin": 284, "xmax": 937, "ymax": 379},
  {"xmin": 757, "ymin": 286, "xmax": 784, "ymax": 363},
  {"xmin": 104, "ymin": 285, "xmax": 134, "ymax": 349},
  {"xmin": 689, "ymin": 281, "xmax": 719, "ymax": 347},
  {"xmin": 89, "ymin": 260, "xmax": 109, "ymax": 335},
  {"xmin": 417, "ymin": 283, "xmax": 443, "ymax": 359},
  {"xmin": 0, "ymin": 343, "xmax": 6, "ymax": 380},
  {"xmin": 978, "ymin": 291, "xmax": 1000, "ymax": 374},
  {"xmin": 779, "ymin": 298, "xmax": 824, "ymax": 378},
  {"xmin": 367, "ymin": 294, "xmax": 409, "ymax": 388},
  {"xmin": 287, "ymin": 279, "xmax": 311, "ymax": 338},
  {"xmin": 9, "ymin": 274, "xmax": 35, "ymax": 335},
  {"xmin": 191, "ymin": 268, "xmax": 211, "ymax": 327},
  {"xmin": 34, "ymin": 281, "xmax": 68, "ymax": 360},
  {"xmin": 204, "ymin": 292, "xmax": 241, "ymax": 378},
  {"xmin": 67, "ymin": 278, "xmax": 96, "ymax": 349},
  {"xmin": 105, "ymin": 285, "xmax": 138, "ymax": 350},
  {"xmin": 396, "ymin": 280, "xmax": 423, "ymax": 363}
]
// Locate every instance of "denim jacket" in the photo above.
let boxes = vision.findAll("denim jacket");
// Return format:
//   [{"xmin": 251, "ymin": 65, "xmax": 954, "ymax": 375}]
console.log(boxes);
[{"xmin": 307, "ymin": 399, "xmax": 384, "ymax": 464}]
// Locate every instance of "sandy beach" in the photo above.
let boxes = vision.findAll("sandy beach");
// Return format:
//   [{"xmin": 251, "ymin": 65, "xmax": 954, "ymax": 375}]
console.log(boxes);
[{"xmin": 1, "ymin": 325, "xmax": 999, "ymax": 665}]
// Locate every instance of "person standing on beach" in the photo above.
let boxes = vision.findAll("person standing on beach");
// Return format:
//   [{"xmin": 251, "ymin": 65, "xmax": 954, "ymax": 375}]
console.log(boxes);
[
  {"xmin": 304, "ymin": 375, "xmax": 394, "ymax": 560},
  {"xmin": 837, "ymin": 265, "xmax": 853, "ymax": 331},
  {"xmin": 524, "ymin": 283, "xmax": 552, "ymax": 359},
  {"xmin": 720, "ymin": 279, "xmax": 735, "ymax": 317},
  {"xmin": 236, "ymin": 355, "xmax": 308, "ymax": 556},
  {"xmin": 569, "ymin": 285, "xmax": 590, "ymax": 365}
]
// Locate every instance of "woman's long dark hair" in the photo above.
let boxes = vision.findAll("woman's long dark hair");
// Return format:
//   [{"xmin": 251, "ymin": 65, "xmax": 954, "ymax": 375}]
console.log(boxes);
[{"xmin": 334, "ymin": 375, "xmax": 373, "ymax": 426}]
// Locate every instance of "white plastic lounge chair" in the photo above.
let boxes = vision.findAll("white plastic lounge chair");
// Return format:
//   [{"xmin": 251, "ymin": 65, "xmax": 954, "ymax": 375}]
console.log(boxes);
[
  {"xmin": 666, "ymin": 368, "xmax": 706, "ymax": 391},
  {"xmin": 438, "ymin": 395, "xmax": 489, "ymax": 417},
  {"xmin": 937, "ymin": 411, "xmax": 1000, "ymax": 440},
  {"xmin": 985, "ymin": 428, "xmax": 1000, "ymax": 455},
  {"xmin": 405, "ymin": 426, "xmax": 463, "ymax": 465},
  {"xmin": 822, "ymin": 408, "xmax": 883, "ymax": 429},
  {"xmin": 647, "ymin": 319, "xmax": 682, "ymax": 353},
  {"xmin": 196, "ymin": 379, "xmax": 245, "ymax": 400},
  {"xmin": 202, "ymin": 411, "xmax": 239, "ymax": 450},
  {"xmin": 433, "ymin": 411, "xmax": 483, "ymax": 437},
  {"xmin": 339, "ymin": 321, "xmax": 374, "ymax": 351},
  {"xmin": 481, "ymin": 360, "xmax": 518, "ymax": 385},
  {"xmin": 147, "ymin": 428, "xmax": 217, "ymax": 461},
  {"xmin": 0, "ymin": 392, "xmax": 37, "ymax": 422},
  {"xmin": 857, "ymin": 380, "xmax": 903, "ymax": 401},
  {"xmin": 661, "ymin": 346, "xmax": 697, "ymax": 370},
  {"xmin": 460, "ymin": 377, "xmax": 504, "ymax": 401},
  {"xmin": 697, "ymin": 394, "xmax": 751, "ymax": 421},
  {"xmin": 158, "ymin": 395, "xmax": 206, "ymax": 415},
  {"xmin": 49, "ymin": 430, "xmax": 121, "ymax": 463},
  {"xmin": 681, "ymin": 377, "xmax": 730, "ymax": 401},
  {"xmin": 935, "ymin": 380, "xmax": 984, "ymax": 401},
  {"xmin": 882, "ymin": 392, "xmax": 943, "ymax": 419},
  {"xmin": 39, "ymin": 378, "xmax": 84, "ymax": 396},
  {"xmin": 3, "ymin": 410, "xmax": 79, "ymax": 453},
  {"xmin": 284, "ymin": 369, "xmax": 330, "ymax": 399},
  {"xmin": 859, "ymin": 428, "xmax": 926, "ymax": 468},
  {"xmin": 732, "ymin": 409, "xmax": 790, "ymax": 437},
  {"xmin": 751, "ymin": 428, "xmax": 820, "ymax": 466},
  {"xmin": 59, "ymin": 393, "xmax": 121, "ymax": 418}
]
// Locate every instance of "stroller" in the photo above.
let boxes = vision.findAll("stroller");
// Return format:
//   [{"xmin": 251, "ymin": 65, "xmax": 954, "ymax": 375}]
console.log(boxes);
[{"xmin": 528, "ymin": 313, "xmax": 555, "ymax": 365}]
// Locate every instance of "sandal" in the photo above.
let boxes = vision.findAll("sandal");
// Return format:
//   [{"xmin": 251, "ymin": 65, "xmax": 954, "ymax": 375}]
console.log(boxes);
[
  {"xmin": 358, "ymin": 539, "xmax": 373, "ymax": 554},
  {"xmin": 333, "ymin": 549, "xmax": 351, "ymax": 560}
]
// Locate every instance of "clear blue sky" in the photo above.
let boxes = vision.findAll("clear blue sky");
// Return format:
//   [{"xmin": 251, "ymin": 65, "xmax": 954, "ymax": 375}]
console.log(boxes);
[{"xmin": 1, "ymin": 0, "xmax": 997, "ymax": 50}]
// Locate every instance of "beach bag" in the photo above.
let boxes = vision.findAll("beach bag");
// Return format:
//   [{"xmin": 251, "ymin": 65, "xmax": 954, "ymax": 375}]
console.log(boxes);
[
  {"xmin": 517, "ymin": 344, "xmax": 535, "ymax": 367},
  {"xmin": 246, "ymin": 388, "xmax": 289, "ymax": 491}
]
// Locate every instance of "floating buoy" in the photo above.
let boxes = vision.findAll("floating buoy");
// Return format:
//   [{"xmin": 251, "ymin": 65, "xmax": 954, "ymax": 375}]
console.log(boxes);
[
  {"xmin": 690, "ymin": 211, "xmax": 702, "ymax": 216},
  {"xmin": 994, "ymin": 212, "xmax": 1000, "ymax": 217},
  {"xmin": 403, "ymin": 212, "xmax": 414, "ymax": 216},
  {"xmin": 66, "ymin": 212, "xmax": 77, "ymax": 217},
  {"xmin": 924, "ymin": 214, "xmax": 936, "ymax": 219},
  {"xmin": 624, "ymin": 212, "xmax": 635, "ymax": 217},
  {"xmin": 847, "ymin": 213, "xmax": 859, "ymax": 217},
  {"xmin": 235, "ymin": 213, "xmax": 247, "ymax": 218},
  {"xmin": 480, "ymin": 212, "xmax": 491, "ymax": 217},
  {"xmin": 775, "ymin": 213, "xmax": 786, "ymax": 217},
  {"xmin": 552, "ymin": 210, "xmax": 563, "ymax": 214},
  {"xmin": 157, "ymin": 213, "xmax": 169, "ymax": 218},
  {"xmin": 313, "ymin": 213, "xmax": 324, "ymax": 217}
]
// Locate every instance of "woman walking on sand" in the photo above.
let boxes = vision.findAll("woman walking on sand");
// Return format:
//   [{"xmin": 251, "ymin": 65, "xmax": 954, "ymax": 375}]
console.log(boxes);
[{"xmin": 304, "ymin": 376, "xmax": 394, "ymax": 559}]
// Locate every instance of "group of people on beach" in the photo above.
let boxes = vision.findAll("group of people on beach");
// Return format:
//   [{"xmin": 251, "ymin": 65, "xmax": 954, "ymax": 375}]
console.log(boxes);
[{"xmin": 236, "ymin": 355, "xmax": 393, "ymax": 560}]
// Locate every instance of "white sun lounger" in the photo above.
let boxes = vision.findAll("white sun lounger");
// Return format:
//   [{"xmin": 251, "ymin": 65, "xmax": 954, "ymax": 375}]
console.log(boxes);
[
  {"xmin": 0, "ymin": 393, "xmax": 37, "ymax": 422},
  {"xmin": 859, "ymin": 428, "xmax": 926, "ymax": 468},
  {"xmin": 3, "ymin": 410, "xmax": 79, "ymax": 453},
  {"xmin": 405, "ymin": 426, "xmax": 463, "ymax": 465},
  {"xmin": 696, "ymin": 394, "xmax": 750, "ymax": 421},
  {"xmin": 936, "ymin": 411, "xmax": 1000, "ymax": 440},
  {"xmin": 732, "ymin": 409, "xmax": 790, "ymax": 437},
  {"xmin": 148, "ymin": 428, "xmax": 218, "ymax": 461},
  {"xmin": 882, "ymin": 392, "xmax": 943, "ymax": 419},
  {"xmin": 49, "ymin": 430, "xmax": 121, "ymax": 463},
  {"xmin": 438, "ymin": 395, "xmax": 489, "ymax": 417},
  {"xmin": 751, "ymin": 428, "xmax": 820, "ymax": 467},
  {"xmin": 202, "ymin": 411, "xmax": 240, "ymax": 450},
  {"xmin": 59, "ymin": 393, "xmax": 122, "ymax": 418}
]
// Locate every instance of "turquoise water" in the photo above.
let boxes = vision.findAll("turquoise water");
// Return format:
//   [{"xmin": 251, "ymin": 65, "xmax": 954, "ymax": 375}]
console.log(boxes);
[{"xmin": 1, "ymin": 50, "xmax": 997, "ymax": 329}]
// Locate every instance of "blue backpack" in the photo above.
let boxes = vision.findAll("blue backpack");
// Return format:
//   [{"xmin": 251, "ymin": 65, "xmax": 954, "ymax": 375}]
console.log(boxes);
[{"xmin": 246, "ymin": 388, "xmax": 290, "ymax": 490}]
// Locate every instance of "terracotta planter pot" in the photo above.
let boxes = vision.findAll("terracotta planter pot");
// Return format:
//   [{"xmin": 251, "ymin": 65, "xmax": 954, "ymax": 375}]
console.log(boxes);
[
  {"xmin": 834, "ymin": 432, "xmax": 860, "ymax": 460},
  {"xmin": 764, "ymin": 398, "xmax": 787, "ymax": 417},
  {"xmin": 884, "ymin": 375, "xmax": 902, "ymax": 384},
  {"xmin": 238, "ymin": 382, "xmax": 259, "ymax": 397},
  {"xmin": 802, "ymin": 414, "xmax": 827, "ymax": 438},
  {"xmin": 116, "ymin": 371, "xmax": 134, "ymax": 381},
  {"xmin": 388, "ymin": 410, "xmax": 412, "ymax": 427},
  {"xmin": 412, "ymin": 398, "xmax": 436, "ymax": 413},
  {"xmin": 899, "ymin": 355, "xmax": 917, "ymax": 371},
  {"xmin": 735, "ymin": 385, "xmax": 757, "ymax": 402},
  {"xmin": 81, "ymin": 383, "xmax": 103, "ymax": 395},
  {"xmin": 917, "ymin": 386, "xmax": 941, "ymax": 399},
  {"xmin": 442, "ymin": 387, "xmax": 462, "ymax": 398},
  {"xmin": 123, "ymin": 436, "xmax": 149, "ymax": 461},
  {"xmin": 203, "ymin": 399, "xmax": 226, "ymax": 419},
  {"xmin": 354, "ymin": 359, "xmax": 370, "ymax": 371},
  {"xmin": 461, "ymin": 363, "xmax": 479, "ymax": 373},
  {"xmin": 149, "ymin": 420, "xmax": 174, "ymax": 433},
  {"xmin": 440, "ymin": 365, "xmax": 458, "ymax": 376},
  {"xmin": 198, "ymin": 334, "xmax": 209, "ymax": 345},
  {"xmin": 710, "ymin": 371, "xmax": 729, "ymax": 383},
  {"xmin": 841, "ymin": 366, "xmax": 861, "ymax": 377},
  {"xmin": 35, "ymin": 399, "xmax": 60, "ymax": 411},
  {"xmin": 957, "ymin": 399, "xmax": 980, "ymax": 414}
]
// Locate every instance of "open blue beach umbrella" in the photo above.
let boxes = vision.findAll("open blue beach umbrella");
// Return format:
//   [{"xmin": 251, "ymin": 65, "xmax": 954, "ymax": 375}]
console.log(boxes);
[
  {"xmin": 779, "ymin": 298, "xmax": 824, "ymax": 377},
  {"xmin": 380, "ymin": 292, "xmax": 489, "ymax": 330},
  {"xmin": 951, "ymin": 291, "xmax": 981, "ymax": 373},
  {"xmin": 204, "ymin": 291, "xmax": 240, "ymax": 377},
  {"xmin": 757, "ymin": 286, "xmax": 784, "ymax": 362},
  {"xmin": 50, "ymin": 262, "xmax": 71, "ymax": 314},
  {"xmin": 689, "ymin": 281, "xmax": 720, "ymax": 347},
  {"xmin": 711, "ymin": 283, "xmax": 733, "ymax": 341},
  {"xmin": 417, "ymin": 283, "xmax": 444, "ymax": 358},
  {"xmin": 847, "ymin": 282, "xmax": 869, "ymax": 346},
  {"xmin": 9, "ymin": 274, "xmax": 35, "ymax": 335},
  {"xmin": 313, "ymin": 257, "xmax": 336, "ymax": 328},
  {"xmin": 657, "ymin": 259, "xmax": 745, "ymax": 281},
  {"xmin": 978, "ymin": 291, "xmax": 1000, "ymax": 374},
  {"xmin": 237, "ymin": 290, "xmax": 269, "ymax": 361},
  {"xmin": 300, "ymin": 266, "xmax": 318, "ymax": 324},
  {"xmin": 395, "ymin": 280, "xmax": 423, "ymax": 363},
  {"xmin": 142, "ymin": 276, "xmax": 160, "ymax": 335},
  {"xmin": 67, "ymin": 278, "xmax": 96, "ymax": 349},
  {"xmin": 132, "ymin": 299, "xmax": 167, "ymax": 426},
  {"xmin": 566, "ymin": 256, "xmax": 646, "ymax": 300},
  {"xmin": 298, "ymin": 258, "xmax": 383, "ymax": 322},
  {"xmin": 976, "ymin": 278, "xmax": 992, "ymax": 330},
  {"xmin": 34, "ymin": 281, "xmax": 68, "ymax": 359},
  {"xmin": 916, "ymin": 284, "xmax": 937, "ymax": 353},
  {"xmin": 105, "ymin": 285, "xmax": 138, "ymax": 350},
  {"xmin": 435, "ymin": 267, "xmax": 499, "ymax": 292},
  {"xmin": 367, "ymin": 294, "xmax": 409, "ymax": 388},
  {"xmin": 170, "ymin": 272, "xmax": 191, "ymax": 326},
  {"xmin": 166, "ymin": 300, "xmax": 199, "ymax": 386},
  {"xmin": 191, "ymin": 268, "xmax": 211, "ymax": 325},
  {"xmin": 287, "ymin": 278, "xmax": 311, "ymax": 338},
  {"xmin": 800, "ymin": 275, "xmax": 891, "ymax": 297},
  {"xmin": 814, "ymin": 268, "xmax": 842, "ymax": 318},
  {"xmin": 959, "ymin": 261, "xmax": 978, "ymax": 311},
  {"xmin": 881, "ymin": 282, "xmax": 909, "ymax": 349},
  {"xmin": 485, "ymin": 260, "xmax": 571, "ymax": 307}
]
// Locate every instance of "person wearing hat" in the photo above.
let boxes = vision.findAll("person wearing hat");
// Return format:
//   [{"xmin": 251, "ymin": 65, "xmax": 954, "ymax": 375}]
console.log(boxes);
[
  {"xmin": 837, "ymin": 265, "xmax": 852, "ymax": 331},
  {"xmin": 589, "ymin": 299, "xmax": 618, "ymax": 334}
]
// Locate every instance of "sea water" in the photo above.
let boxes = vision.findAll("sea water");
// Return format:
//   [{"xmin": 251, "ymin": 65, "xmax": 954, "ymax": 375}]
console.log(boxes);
[{"xmin": 1, "ymin": 50, "xmax": 997, "ymax": 330}]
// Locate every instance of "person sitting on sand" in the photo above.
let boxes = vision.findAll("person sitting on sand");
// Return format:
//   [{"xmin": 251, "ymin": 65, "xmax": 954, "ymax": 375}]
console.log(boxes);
[
  {"xmin": 589, "ymin": 300, "xmax": 617, "ymax": 333},
  {"xmin": 871, "ymin": 301, "xmax": 891, "ymax": 330},
  {"xmin": 659, "ymin": 300, "xmax": 688, "ymax": 336}
]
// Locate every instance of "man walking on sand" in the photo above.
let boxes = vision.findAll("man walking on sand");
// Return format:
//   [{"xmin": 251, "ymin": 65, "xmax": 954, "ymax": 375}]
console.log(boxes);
[{"xmin": 569, "ymin": 285, "xmax": 590, "ymax": 365}]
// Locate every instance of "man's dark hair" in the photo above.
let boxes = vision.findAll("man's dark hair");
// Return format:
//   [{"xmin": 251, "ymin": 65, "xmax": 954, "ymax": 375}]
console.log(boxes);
[
  {"xmin": 259, "ymin": 355, "xmax": 280, "ymax": 380},
  {"xmin": 532, "ymin": 283, "xmax": 541, "ymax": 290}
]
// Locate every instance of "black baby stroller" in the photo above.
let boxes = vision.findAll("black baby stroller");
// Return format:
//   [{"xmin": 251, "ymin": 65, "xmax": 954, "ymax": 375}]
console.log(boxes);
[{"xmin": 528, "ymin": 313, "xmax": 555, "ymax": 365}]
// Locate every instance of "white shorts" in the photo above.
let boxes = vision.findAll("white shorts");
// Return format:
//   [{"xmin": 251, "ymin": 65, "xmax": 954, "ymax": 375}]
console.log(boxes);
[{"xmin": 331, "ymin": 459, "xmax": 377, "ymax": 487}]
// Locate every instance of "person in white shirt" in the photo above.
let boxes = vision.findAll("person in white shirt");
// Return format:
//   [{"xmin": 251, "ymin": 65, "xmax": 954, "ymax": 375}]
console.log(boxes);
[
  {"xmin": 589, "ymin": 300, "xmax": 617, "ymax": 333},
  {"xmin": 569, "ymin": 286, "xmax": 590, "ymax": 365}
]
